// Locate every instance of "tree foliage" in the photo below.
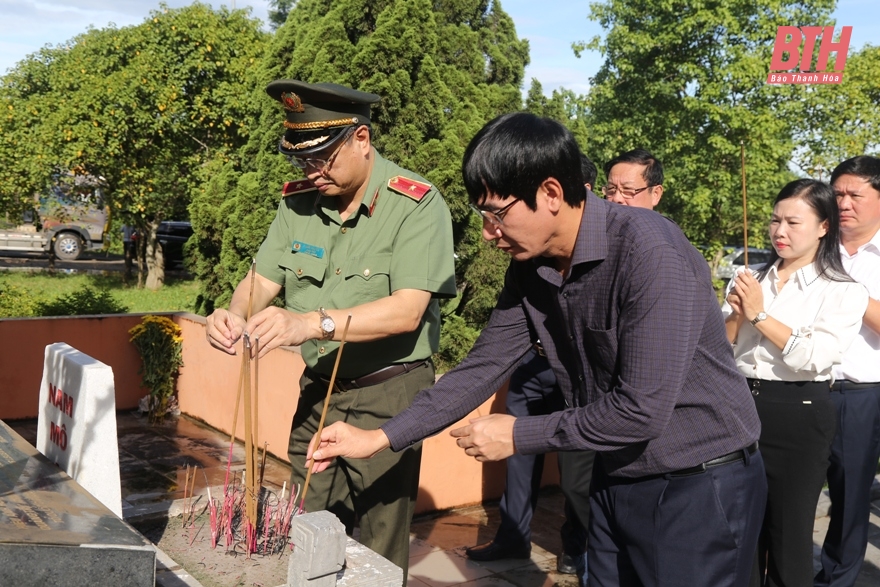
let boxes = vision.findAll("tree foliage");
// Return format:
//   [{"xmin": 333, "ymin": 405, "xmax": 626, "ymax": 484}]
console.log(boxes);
[
  {"xmin": 268, "ymin": 0, "xmax": 297, "ymax": 30},
  {"xmin": 525, "ymin": 78, "xmax": 591, "ymax": 151},
  {"xmin": 0, "ymin": 2, "xmax": 267, "ymax": 289},
  {"xmin": 576, "ymin": 0, "xmax": 836, "ymax": 255},
  {"xmin": 793, "ymin": 44, "xmax": 880, "ymax": 179},
  {"xmin": 188, "ymin": 0, "xmax": 530, "ymax": 363}
]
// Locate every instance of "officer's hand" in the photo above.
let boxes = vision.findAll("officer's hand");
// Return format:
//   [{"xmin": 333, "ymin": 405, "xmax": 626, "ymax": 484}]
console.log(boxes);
[
  {"xmin": 450, "ymin": 414, "xmax": 517, "ymax": 462},
  {"xmin": 206, "ymin": 309, "xmax": 246, "ymax": 354},
  {"xmin": 307, "ymin": 423, "xmax": 391, "ymax": 473},
  {"xmin": 244, "ymin": 307, "xmax": 313, "ymax": 358}
]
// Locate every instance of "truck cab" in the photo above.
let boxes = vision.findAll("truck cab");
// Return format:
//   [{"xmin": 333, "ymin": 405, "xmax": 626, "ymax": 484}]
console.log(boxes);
[{"xmin": 0, "ymin": 185, "xmax": 107, "ymax": 261}]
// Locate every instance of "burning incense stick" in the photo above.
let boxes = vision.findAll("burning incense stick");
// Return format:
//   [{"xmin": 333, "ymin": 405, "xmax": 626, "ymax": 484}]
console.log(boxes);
[
  {"xmin": 299, "ymin": 314, "xmax": 353, "ymax": 511},
  {"xmin": 741, "ymin": 141, "xmax": 749, "ymax": 269}
]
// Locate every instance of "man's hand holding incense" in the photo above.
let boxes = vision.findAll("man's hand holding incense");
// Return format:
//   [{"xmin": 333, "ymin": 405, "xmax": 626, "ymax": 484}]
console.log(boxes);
[
  {"xmin": 450, "ymin": 414, "xmax": 517, "ymax": 462},
  {"xmin": 307, "ymin": 423, "xmax": 391, "ymax": 472},
  {"xmin": 206, "ymin": 309, "xmax": 247, "ymax": 354},
  {"xmin": 244, "ymin": 307, "xmax": 316, "ymax": 358}
]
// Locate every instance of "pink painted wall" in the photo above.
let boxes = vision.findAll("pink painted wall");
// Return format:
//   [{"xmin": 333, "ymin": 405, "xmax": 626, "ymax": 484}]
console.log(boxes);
[
  {"xmin": 0, "ymin": 314, "xmax": 148, "ymax": 419},
  {"xmin": 1, "ymin": 313, "xmax": 559, "ymax": 514}
]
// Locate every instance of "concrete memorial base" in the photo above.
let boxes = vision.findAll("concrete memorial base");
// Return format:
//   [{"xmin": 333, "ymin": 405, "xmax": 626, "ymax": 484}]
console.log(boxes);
[
  {"xmin": 0, "ymin": 420, "xmax": 155, "ymax": 587},
  {"xmin": 288, "ymin": 511, "xmax": 403, "ymax": 587}
]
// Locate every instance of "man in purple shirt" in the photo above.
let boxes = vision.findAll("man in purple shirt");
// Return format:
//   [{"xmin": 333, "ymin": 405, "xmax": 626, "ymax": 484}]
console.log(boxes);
[{"xmin": 308, "ymin": 113, "xmax": 766, "ymax": 586}]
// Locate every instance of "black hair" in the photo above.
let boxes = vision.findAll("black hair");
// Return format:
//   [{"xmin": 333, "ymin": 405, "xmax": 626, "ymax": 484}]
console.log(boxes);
[
  {"xmin": 830, "ymin": 155, "xmax": 880, "ymax": 193},
  {"xmin": 581, "ymin": 154, "xmax": 598, "ymax": 189},
  {"xmin": 756, "ymin": 178, "xmax": 852, "ymax": 283},
  {"xmin": 603, "ymin": 148, "xmax": 664, "ymax": 187},
  {"xmin": 462, "ymin": 113, "xmax": 585, "ymax": 209}
]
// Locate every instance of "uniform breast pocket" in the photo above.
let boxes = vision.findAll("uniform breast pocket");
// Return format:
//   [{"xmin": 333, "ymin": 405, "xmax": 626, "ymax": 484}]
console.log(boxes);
[
  {"xmin": 582, "ymin": 326, "xmax": 619, "ymax": 393},
  {"xmin": 344, "ymin": 253, "xmax": 392, "ymax": 304},
  {"xmin": 279, "ymin": 251, "xmax": 327, "ymax": 295}
]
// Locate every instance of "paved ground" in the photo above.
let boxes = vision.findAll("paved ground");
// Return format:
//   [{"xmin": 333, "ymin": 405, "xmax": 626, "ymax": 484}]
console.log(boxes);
[
  {"xmin": 7, "ymin": 413, "xmax": 880, "ymax": 586},
  {"xmin": 0, "ymin": 250, "xmax": 189, "ymax": 276}
]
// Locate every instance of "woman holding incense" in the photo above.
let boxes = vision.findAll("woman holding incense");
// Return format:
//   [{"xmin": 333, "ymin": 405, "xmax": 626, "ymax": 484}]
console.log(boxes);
[{"xmin": 723, "ymin": 178, "xmax": 868, "ymax": 587}]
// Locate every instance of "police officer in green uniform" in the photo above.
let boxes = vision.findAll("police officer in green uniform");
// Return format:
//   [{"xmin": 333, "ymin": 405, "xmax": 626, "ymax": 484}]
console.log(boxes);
[{"xmin": 206, "ymin": 80, "xmax": 456, "ymax": 576}]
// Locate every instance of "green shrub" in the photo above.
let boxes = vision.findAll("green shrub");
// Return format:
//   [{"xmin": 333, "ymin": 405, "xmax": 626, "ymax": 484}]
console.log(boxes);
[
  {"xmin": 0, "ymin": 282, "xmax": 39, "ymax": 318},
  {"xmin": 434, "ymin": 314, "xmax": 480, "ymax": 373},
  {"xmin": 129, "ymin": 315, "xmax": 183, "ymax": 423},
  {"xmin": 35, "ymin": 285, "xmax": 129, "ymax": 316}
]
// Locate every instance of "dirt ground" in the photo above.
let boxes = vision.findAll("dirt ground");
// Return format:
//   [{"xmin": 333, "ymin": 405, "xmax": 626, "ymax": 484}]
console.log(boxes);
[{"xmin": 134, "ymin": 514, "xmax": 290, "ymax": 587}]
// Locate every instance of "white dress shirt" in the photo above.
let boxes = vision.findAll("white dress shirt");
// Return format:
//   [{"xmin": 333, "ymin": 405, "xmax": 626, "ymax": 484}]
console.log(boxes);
[
  {"xmin": 722, "ymin": 261, "xmax": 868, "ymax": 382},
  {"xmin": 833, "ymin": 229, "xmax": 880, "ymax": 383}
]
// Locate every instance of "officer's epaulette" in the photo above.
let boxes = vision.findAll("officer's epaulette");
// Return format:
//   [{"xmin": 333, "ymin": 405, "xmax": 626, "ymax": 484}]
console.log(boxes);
[
  {"xmin": 387, "ymin": 176, "xmax": 431, "ymax": 201},
  {"xmin": 281, "ymin": 179, "xmax": 317, "ymax": 197}
]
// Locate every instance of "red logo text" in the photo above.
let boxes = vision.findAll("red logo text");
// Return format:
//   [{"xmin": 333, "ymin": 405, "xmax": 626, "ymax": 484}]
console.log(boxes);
[{"xmin": 767, "ymin": 26, "xmax": 851, "ymax": 85}]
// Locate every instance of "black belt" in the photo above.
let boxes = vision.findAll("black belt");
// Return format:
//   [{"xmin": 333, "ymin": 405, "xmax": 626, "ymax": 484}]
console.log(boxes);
[
  {"xmin": 666, "ymin": 442, "xmax": 759, "ymax": 478},
  {"xmin": 307, "ymin": 359, "xmax": 430, "ymax": 392},
  {"xmin": 830, "ymin": 379, "xmax": 880, "ymax": 391}
]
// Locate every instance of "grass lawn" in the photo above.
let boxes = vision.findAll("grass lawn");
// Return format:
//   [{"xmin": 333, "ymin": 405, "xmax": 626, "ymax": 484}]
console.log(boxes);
[{"xmin": 0, "ymin": 271, "xmax": 201, "ymax": 315}]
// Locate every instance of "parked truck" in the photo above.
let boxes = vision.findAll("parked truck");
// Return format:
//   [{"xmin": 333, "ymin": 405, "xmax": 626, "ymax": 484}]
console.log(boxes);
[{"xmin": 0, "ymin": 187, "xmax": 107, "ymax": 261}]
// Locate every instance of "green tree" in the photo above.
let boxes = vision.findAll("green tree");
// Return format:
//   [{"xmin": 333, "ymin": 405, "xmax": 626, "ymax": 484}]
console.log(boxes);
[
  {"xmin": 574, "ymin": 0, "xmax": 836, "ymax": 258},
  {"xmin": 189, "ymin": 0, "xmax": 529, "ymax": 366},
  {"xmin": 268, "ymin": 0, "xmax": 297, "ymax": 30},
  {"xmin": 524, "ymin": 78, "xmax": 592, "ymax": 166},
  {"xmin": 793, "ymin": 44, "xmax": 880, "ymax": 179},
  {"xmin": 0, "ymin": 3, "xmax": 267, "ymax": 289}
]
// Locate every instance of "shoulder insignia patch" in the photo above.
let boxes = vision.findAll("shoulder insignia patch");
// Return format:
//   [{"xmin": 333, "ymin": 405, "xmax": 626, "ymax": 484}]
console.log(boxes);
[
  {"xmin": 388, "ymin": 176, "xmax": 431, "ymax": 201},
  {"xmin": 281, "ymin": 179, "xmax": 317, "ymax": 197}
]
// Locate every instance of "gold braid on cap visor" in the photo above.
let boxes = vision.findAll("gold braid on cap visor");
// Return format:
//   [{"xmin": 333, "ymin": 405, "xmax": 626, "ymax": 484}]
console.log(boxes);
[
  {"xmin": 283, "ymin": 117, "xmax": 359, "ymax": 131},
  {"xmin": 281, "ymin": 135, "xmax": 330, "ymax": 150}
]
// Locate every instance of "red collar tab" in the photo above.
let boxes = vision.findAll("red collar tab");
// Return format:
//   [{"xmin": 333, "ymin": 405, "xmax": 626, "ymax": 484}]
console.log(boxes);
[
  {"xmin": 388, "ymin": 176, "xmax": 431, "ymax": 201},
  {"xmin": 368, "ymin": 188, "xmax": 380, "ymax": 217},
  {"xmin": 281, "ymin": 179, "xmax": 317, "ymax": 197}
]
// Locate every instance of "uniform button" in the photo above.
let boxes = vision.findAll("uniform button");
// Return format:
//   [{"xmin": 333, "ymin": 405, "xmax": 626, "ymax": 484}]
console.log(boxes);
[
  {"xmin": 293, "ymin": 243, "xmax": 301, "ymax": 250},
  {"xmin": 296, "ymin": 269, "xmax": 303, "ymax": 275},
  {"xmin": 319, "ymin": 347, "xmax": 325, "ymax": 354},
  {"xmin": 335, "ymin": 268, "xmax": 341, "ymax": 275},
  {"xmin": 363, "ymin": 269, "xmax": 370, "ymax": 277},
  {"xmin": 341, "ymin": 227, "xmax": 347, "ymax": 234},
  {"xmin": 569, "ymin": 335, "xmax": 575, "ymax": 341},
  {"xmin": 562, "ymin": 292, "xmax": 569, "ymax": 298},
  {"xmin": 578, "ymin": 374, "xmax": 585, "ymax": 382}
]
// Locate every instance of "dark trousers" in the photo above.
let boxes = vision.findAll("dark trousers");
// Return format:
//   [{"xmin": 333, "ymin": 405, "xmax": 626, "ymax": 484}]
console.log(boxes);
[
  {"xmin": 748, "ymin": 380, "xmax": 837, "ymax": 587},
  {"xmin": 817, "ymin": 382, "xmax": 880, "ymax": 587},
  {"xmin": 588, "ymin": 449, "xmax": 767, "ymax": 587},
  {"xmin": 494, "ymin": 348, "xmax": 594, "ymax": 557},
  {"xmin": 288, "ymin": 363, "xmax": 435, "ymax": 580}
]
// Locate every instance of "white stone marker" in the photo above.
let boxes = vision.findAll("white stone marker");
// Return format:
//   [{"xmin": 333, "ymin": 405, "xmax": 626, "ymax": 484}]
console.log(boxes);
[{"xmin": 36, "ymin": 342, "xmax": 122, "ymax": 517}]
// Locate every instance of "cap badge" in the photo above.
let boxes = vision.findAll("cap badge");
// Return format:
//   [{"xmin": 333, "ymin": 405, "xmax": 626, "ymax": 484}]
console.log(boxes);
[{"xmin": 281, "ymin": 92, "xmax": 305, "ymax": 113}]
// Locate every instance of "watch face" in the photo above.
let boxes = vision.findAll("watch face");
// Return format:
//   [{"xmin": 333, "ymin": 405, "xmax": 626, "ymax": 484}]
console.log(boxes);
[{"xmin": 321, "ymin": 317, "xmax": 335, "ymax": 332}]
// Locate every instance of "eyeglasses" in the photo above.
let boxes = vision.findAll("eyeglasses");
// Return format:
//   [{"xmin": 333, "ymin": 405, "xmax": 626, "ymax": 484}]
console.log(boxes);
[
  {"xmin": 290, "ymin": 127, "xmax": 355, "ymax": 171},
  {"xmin": 600, "ymin": 184, "xmax": 656, "ymax": 199},
  {"xmin": 470, "ymin": 198, "xmax": 521, "ymax": 227}
]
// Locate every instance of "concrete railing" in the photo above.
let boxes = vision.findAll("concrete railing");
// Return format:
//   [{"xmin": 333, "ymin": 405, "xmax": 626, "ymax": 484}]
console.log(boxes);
[{"xmin": 0, "ymin": 312, "xmax": 559, "ymax": 514}]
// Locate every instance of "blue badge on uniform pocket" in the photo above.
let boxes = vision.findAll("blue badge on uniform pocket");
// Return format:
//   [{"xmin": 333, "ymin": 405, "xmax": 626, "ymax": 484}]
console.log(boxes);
[{"xmin": 292, "ymin": 240, "xmax": 325, "ymax": 259}]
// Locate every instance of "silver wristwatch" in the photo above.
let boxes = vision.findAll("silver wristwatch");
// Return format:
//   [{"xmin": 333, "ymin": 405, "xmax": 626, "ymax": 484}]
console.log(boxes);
[
  {"xmin": 318, "ymin": 307, "xmax": 336, "ymax": 340},
  {"xmin": 750, "ymin": 311, "xmax": 768, "ymax": 326}
]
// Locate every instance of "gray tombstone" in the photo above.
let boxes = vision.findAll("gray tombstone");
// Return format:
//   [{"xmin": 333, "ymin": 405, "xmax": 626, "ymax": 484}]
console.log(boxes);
[
  {"xmin": 0, "ymin": 420, "xmax": 155, "ymax": 587},
  {"xmin": 287, "ymin": 510, "xmax": 404, "ymax": 587},
  {"xmin": 289, "ymin": 510, "xmax": 347, "ymax": 587}
]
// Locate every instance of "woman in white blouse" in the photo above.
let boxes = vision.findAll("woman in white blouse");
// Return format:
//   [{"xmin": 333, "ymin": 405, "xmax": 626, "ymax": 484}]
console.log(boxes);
[{"xmin": 723, "ymin": 178, "xmax": 868, "ymax": 587}]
